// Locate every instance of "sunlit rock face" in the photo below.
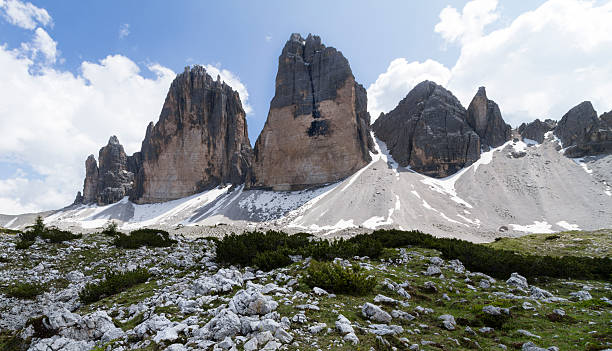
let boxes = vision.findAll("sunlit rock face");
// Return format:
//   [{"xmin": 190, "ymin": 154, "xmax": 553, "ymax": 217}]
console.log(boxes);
[
  {"xmin": 249, "ymin": 33, "xmax": 374, "ymax": 190},
  {"xmin": 131, "ymin": 65, "xmax": 253, "ymax": 204}
]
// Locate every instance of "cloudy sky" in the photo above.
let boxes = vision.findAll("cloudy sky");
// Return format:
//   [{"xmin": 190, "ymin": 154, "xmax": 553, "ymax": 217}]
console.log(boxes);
[{"xmin": 0, "ymin": 0, "xmax": 611, "ymax": 214}]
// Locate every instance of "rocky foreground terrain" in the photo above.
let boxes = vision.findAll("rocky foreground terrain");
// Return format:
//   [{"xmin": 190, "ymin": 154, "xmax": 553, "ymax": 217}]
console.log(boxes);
[{"xmin": 0, "ymin": 229, "xmax": 610, "ymax": 351}]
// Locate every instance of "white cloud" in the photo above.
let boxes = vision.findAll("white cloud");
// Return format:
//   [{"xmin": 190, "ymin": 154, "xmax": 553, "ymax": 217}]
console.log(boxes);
[
  {"xmin": 119, "ymin": 23, "xmax": 130, "ymax": 39},
  {"xmin": 19, "ymin": 27, "xmax": 58, "ymax": 63},
  {"xmin": 367, "ymin": 58, "xmax": 451, "ymax": 121},
  {"xmin": 0, "ymin": 18, "xmax": 253, "ymax": 215},
  {"xmin": 0, "ymin": 0, "xmax": 52, "ymax": 30},
  {"xmin": 370, "ymin": 0, "xmax": 612, "ymax": 128},
  {"xmin": 265, "ymin": 35, "xmax": 272, "ymax": 42},
  {"xmin": 0, "ymin": 49, "xmax": 176, "ymax": 214},
  {"xmin": 204, "ymin": 64, "xmax": 253, "ymax": 114},
  {"xmin": 434, "ymin": 0, "xmax": 499, "ymax": 45},
  {"xmin": 447, "ymin": 0, "xmax": 612, "ymax": 126}
]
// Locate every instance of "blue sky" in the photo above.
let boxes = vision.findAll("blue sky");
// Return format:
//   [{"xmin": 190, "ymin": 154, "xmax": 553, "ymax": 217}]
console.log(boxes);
[
  {"xmin": 1, "ymin": 0, "xmax": 611, "ymax": 213},
  {"xmin": 1, "ymin": 0, "xmax": 545, "ymax": 141}
]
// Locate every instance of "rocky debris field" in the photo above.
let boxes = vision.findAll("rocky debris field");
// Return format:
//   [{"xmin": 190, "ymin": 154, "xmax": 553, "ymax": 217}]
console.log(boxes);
[{"xmin": 0, "ymin": 231, "xmax": 611, "ymax": 351}]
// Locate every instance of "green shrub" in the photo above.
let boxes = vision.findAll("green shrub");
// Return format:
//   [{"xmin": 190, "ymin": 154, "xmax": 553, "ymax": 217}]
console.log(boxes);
[
  {"xmin": 79, "ymin": 268, "xmax": 150, "ymax": 304},
  {"xmin": 15, "ymin": 240, "xmax": 34, "ymax": 250},
  {"xmin": 215, "ymin": 231, "xmax": 382, "ymax": 271},
  {"xmin": 18, "ymin": 230, "xmax": 37, "ymax": 242},
  {"xmin": 304, "ymin": 260, "xmax": 376, "ymax": 295},
  {"xmin": 5, "ymin": 282, "xmax": 46, "ymax": 299},
  {"xmin": 113, "ymin": 229, "xmax": 176, "ymax": 249},
  {"xmin": 39, "ymin": 228, "xmax": 82, "ymax": 243},
  {"xmin": 102, "ymin": 221, "xmax": 119, "ymax": 236},
  {"xmin": 252, "ymin": 249, "xmax": 293, "ymax": 271},
  {"xmin": 16, "ymin": 216, "xmax": 81, "ymax": 246},
  {"xmin": 216, "ymin": 231, "xmax": 312, "ymax": 267},
  {"xmin": 545, "ymin": 234, "xmax": 561, "ymax": 241}
]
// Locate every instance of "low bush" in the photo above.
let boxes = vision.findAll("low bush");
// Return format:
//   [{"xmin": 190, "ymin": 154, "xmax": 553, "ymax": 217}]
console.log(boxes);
[
  {"xmin": 215, "ymin": 228, "xmax": 611, "ymax": 280},
  {"xmin": 216, "ymin": 231, "xmax": 312, "ymax": 266},
  {"xmin": 15, "ymin": 216, "xmax": 81, "ymax": 247},
  {"xmin": 252, "ymin": 249, "xmax": 293, "ymax": 271},
  {"xmin": 545, "ymin": 234, "xmax": 561, "ymax": 241},
  {"xmin": 113, "ymin": 229, "xmax": 176, "ymax": 249},
  {"xmin": 79, "ymin": 268, "xmax": 150, "ymax": 304},
  {"xmin": 304, "ymin": 260, "xmax": 376, "ymax": 295},
  {"xmin": 215, "ymin": 231, "xmax": 382, "ymax": 271},
  {"xmin": 39, "ymin": 228, "xmax": 82, "ymax": 243},
  {"xmin": 15, "ymin": 240, "xmax": 34, "ymax": 250},
  {"xmin": 102, "ymin": 221, "xmax": 119, "ymax": 236},
  {"xmin": 5, "ymin": 282, "xmax": 46, "ymax": 299},
  {"xmin": 369, "ymin": 229, "xmax": 612, "ymax": 281}
]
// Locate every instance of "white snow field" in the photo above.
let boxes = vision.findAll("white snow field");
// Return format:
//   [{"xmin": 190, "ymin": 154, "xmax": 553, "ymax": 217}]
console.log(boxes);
[{"xmin": 2, "ymin": 135, "xmax": 611, "ymax": 242}]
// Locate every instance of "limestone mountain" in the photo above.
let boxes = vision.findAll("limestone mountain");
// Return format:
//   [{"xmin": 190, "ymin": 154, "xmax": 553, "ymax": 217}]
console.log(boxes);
[
  {"xmin": 518, "ymin": 119, "xmax": 557, "ymax": 144},
  {"xmin": 81, "ymin": 136, "xmax": 135, "ymax": 205},
  {"xmin": 77, "ymin": 65, "xmax": 253, "ymax": 205},
  {"xmin": 466, "ymin": 87, "xmax": 511, "ymax": 148},
  {"xmin": 372, "ymin": 80, "xmax": 480, "ymax": 178},
  {"xmin": 131, "ymin": 66, "xmax": 253, "ymax": 204},
  {"xmin": 555, "ymin": 101, "xmax": 612, "ymax": 158},
  {"xmin": 248, "ymin": 33, "xmax": 374, "ymax": 190}
]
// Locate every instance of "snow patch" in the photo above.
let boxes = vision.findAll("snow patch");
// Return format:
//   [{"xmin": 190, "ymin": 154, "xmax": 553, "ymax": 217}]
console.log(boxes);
[
  {"xmin": 510, "ymin": 221, "xmax": 554, "ymax": 234},
  {"xmin": 556, "ymin": 221, "xmax": 580, "ymax": 231},
  {"xmin": 571, "ymin": 158, "xmax": 593, "ymax": 174}
]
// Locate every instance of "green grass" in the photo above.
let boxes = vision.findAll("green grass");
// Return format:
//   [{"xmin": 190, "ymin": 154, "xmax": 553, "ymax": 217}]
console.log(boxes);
[
  {"xmin": 277, "ymin": 245, "xmax": 612, "ymax": 350},
  {"xmin": 0, "ymin": 227, "xmax": 20, "ymax": 235},
  {"xmin": 487, "ymin": 229, "xmax": 612, "ymax": 258}
]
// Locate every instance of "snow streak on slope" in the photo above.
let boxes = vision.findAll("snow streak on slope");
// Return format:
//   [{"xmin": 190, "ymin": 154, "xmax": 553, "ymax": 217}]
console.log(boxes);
[{"xmin": 18, "ymin": 137, "xmax": 612, "ymax": 242}]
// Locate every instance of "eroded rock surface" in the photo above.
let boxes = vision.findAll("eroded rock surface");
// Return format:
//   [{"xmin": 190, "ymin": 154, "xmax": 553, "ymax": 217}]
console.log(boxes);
[
  {"xmin": 80, "ymin": 136, "xmax": 134, "ymax": 205},
  {"xmin": 466, "ymin": 87, "xmax": 511, "ymax": 148},
  {"xmin": 518, "ymin": 119, "xmax": 557, "ymax": 143},
  {"xmin": 372, "ymin": 80, "xmax": 480, "ymax": 178},
  {"xmin": 131, "ymin": 65, "xmax": 253, "ymax": 203},
  {"xmin": 555, "ymin": 101, "xmax": 612, "ymax": 157},
  {"xmin": 249, "ymin": 33, "xmax": 373, "ymax": 190}
]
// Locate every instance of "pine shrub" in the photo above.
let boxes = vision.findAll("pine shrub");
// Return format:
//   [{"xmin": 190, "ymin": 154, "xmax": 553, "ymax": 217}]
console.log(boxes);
[
  {"xmin": 5, "ymin": 282, "xmax": 46, "ymax": 299},
  {"xmin": 252, "ymin": 249, "xmax": 293, "ymax": 271},
  {"xmin": 79, "ymin": 268, "xmax": 150, "ymax": 304},
  {"xmin": 113, "ymin": 229, "xmax": 176, "ymax": 249},
  {"xmin": 102, "ymin": 221, "xmax": 119, "ymax": 236},
  {"xmin": 304, "ymin": 260, "xmax": 376, "ymax": 295}
]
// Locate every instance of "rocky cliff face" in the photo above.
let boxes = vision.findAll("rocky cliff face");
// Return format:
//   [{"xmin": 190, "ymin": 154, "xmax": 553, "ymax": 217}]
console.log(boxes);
[
  {"xmin": 466, "ymin": 87, "xmax": 511, "ymax": 148},
  {"xmin": 518, "ymin": 119, "xmax": 557, "ymax": 143},
  {"xmin": 131, "ymin": 66, "xmax": 253, "ymax": 203},
  {"xmin": 249, "ymin": 33, "xmax": 374, "ymax": 190},
  {"xmin": 556, "ymin": 101, "xmax": 612, "ymax": 158},
  {"xmin": 80, "ymin": 136, "xmax": 134, "ymax": 205},
  {"xmin": 372, "ymin": 80, "xmax": 480, "ymax": 178}
]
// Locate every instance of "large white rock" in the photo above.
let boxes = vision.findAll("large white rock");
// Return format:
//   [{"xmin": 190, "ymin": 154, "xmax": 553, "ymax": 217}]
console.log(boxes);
[
  {"xmin": 362, "ymin": 303, "xmax": 392, "ymax": 323},
  {"xmin": 193, "ymin": 268, "xmax": 243, "ymax": 295},
  {"xmin": 506, "ymin": 273, "xmax": 529, "ymax": 290},
  {"xmin": 203, "ymin": 308, "xmax": 241, "ymax": 341},
  {"xmin": 229, "ymin": 288, "xmax": 278, "ymax": 316}
]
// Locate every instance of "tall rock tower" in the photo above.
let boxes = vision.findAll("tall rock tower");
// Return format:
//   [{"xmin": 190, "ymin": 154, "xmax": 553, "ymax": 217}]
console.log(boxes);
[
  {"xmin": 466, "ymin": 87, "xmax": 511, "ymax": 149},
  {"xmin": 130, "ymin": 66, "xmax": 253, "ymax": 203},
  {"xmin": 249, "ymin": 33, "xmax": 374, "ymax": 190}
]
